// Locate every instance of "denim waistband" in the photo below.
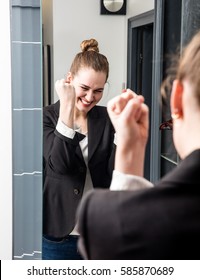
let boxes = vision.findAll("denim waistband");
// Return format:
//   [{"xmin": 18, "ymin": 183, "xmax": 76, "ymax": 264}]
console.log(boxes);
[{"xmin": 43, "ymin": 234, "xmax": 79, "ymax": 242}]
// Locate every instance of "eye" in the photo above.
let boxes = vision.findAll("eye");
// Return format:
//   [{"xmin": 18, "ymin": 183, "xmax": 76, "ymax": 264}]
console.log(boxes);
[
  {"xmin": 80, "ymin": 86, "xmax": 88, "ymax": 91},
  {"xmin": 94, "ymin": 89, "xmax": 103, "ymax": 94}
]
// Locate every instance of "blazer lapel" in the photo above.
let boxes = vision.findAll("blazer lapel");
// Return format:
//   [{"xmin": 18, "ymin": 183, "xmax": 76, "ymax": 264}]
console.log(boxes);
[
  {"xmin": 88, "ymin": 107, "xmax": 105, "ymax": 162},
  {"xmin": 76, "ymin": 133, "xmax": 87, "ymax": 162}
]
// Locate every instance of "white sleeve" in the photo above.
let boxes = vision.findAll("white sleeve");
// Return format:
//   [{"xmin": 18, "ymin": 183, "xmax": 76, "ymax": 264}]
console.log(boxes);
[
  {"xmin": 110, "ymin": 170, "xmax": 154, "ymax": 191},
  {"xmin": 56, "ymin": 118, "xmax": 76, "ymax": 139}
]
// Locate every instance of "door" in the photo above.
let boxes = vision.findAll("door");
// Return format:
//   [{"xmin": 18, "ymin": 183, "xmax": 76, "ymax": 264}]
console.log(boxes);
[{"xmin": 127, "ymin": 11, "xmax": 154, "ymax": 180}]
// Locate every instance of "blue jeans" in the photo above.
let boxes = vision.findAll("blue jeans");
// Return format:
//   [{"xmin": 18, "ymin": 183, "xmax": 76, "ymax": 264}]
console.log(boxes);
[{"xmin": 42, "ymin": 235, "xmax": 83, "ymax": 260}]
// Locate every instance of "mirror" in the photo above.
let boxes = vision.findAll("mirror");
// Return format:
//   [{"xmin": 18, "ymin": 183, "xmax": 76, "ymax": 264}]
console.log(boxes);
[{"xmin": 9, "ymin": 0, "xmax": 154, "ymax": 260}]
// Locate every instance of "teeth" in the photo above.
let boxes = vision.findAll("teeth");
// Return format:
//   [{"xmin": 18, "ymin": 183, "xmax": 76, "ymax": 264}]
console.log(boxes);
[{"xmin": 81, "ymin": 99, "xmax": 91, "ymax": 105}]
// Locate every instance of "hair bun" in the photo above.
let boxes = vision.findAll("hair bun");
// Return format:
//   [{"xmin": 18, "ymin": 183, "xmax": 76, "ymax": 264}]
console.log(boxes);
[{"xmin": 80, "ymin": 38, "xmax": 99, "ymax": 53}]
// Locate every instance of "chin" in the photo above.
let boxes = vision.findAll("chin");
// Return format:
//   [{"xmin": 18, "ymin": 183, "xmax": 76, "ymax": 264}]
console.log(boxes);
[{"xmin": 77, "ymin": 102, "xmax": 95, "ymax": 112}]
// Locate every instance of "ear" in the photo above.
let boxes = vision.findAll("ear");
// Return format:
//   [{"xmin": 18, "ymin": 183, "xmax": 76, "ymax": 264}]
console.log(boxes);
[
  {"xmin": 170, "ymin": 79, "xmax": 183, "ymax": 118},
  {"xmin": 65, "ymin": 72, "xmax": 73, "ymax": 83}
]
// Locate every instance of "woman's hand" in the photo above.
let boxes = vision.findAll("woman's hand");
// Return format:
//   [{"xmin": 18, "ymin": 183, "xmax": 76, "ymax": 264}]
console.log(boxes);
[
  {"xmin": 55, "ymin": 79, "xmax": 76, "ymax": 106},
  {"xmin": 55, "ymin": 79, "xmax": 76, "ymax": 128},
  {"xmin": 107, "ymin": 89, "xmax": 149, "ymax": 146},
  {"xmin": 107, "ymin": 89, "xmax": 149, "ymax": 176}
]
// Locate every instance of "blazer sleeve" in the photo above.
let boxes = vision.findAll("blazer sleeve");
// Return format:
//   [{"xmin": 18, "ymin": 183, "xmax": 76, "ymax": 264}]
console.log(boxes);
[
  {"xmin": 43, "ymin": 105, "xmax": 85, "ymax": 175},
  {"xmin": 77, "ymin": 191, "xmax": 93, "ymax": 260},
  {"xmin": 77, "ymin": 189, "xmax": 122, "ymax": 260}
]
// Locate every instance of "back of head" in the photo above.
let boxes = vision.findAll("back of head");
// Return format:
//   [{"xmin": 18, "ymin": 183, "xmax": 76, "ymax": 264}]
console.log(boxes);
[
  {"xmin": 70, "ymin": 38, "xmax": 109, "ymax": 81},
  {"xmin": 177, "ymin": 31, "xmax": 200, "ymax": 106},
  {"xmin": 161, "ymin": 31, "xmax": 200, "ymax": 107}
]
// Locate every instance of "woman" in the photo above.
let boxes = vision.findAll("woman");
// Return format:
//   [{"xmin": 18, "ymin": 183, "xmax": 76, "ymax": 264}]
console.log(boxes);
[
  {"xmin": 77, "ymin": 31, "xmax": 200, "ymax": 259},
  {"xmin": 43, "ymin": 39, "xmax": 116, "ymax": 259}
]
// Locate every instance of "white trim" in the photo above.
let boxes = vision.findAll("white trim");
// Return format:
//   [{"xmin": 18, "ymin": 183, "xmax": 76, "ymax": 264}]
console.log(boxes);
[
  {"xmin": 160, "ymin": 155, "xmax": 178, "ymax": 166},
  {"xmin": 12, "ymin": 41, "xmax": 41, "ymax": 44},
  {"xmin": 14, "ymin": 171, "xmax": 42, "ymax": 176},
  {"xmin": 14, "ymin": 250, "xmax": 41, "ymax": 259},
  {"xmin": 13, "ymin": 108, "xmax": 42, "ymax": 111}
]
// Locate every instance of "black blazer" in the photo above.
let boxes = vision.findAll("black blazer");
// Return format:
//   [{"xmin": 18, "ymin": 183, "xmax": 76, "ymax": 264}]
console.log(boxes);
[
  {"xmin": 43, "ymin": 101, "xmax": 116, "ymax": 238},
  {"xmin": 77, "ymin": 149, "xmax": 200, "ymax": 259}
]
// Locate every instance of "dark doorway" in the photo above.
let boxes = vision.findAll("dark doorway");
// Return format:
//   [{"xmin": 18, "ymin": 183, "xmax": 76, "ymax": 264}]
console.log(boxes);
[{"xmin": 127, "ymin": 11, "xmax": 154, "ymax": 180}]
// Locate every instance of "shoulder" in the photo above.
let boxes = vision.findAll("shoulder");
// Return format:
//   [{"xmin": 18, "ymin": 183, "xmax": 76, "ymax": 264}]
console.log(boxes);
[
  {"xmin": 43, "ymin": 100, "xmax": 59, "ymax": 115},
  {"xmin": 43, "ymin": 101, "xmax": 59, "ymax": 119},
  {"xmin": 155, "ymin": 149, "xmax": 200, "ymax": 188},
  {"xmin": 43, "ymin": 101, "xmax": 59, "ymax": 125}
]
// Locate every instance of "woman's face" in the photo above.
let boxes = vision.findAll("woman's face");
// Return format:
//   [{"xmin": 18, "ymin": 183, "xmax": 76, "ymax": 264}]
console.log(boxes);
[{"xmin": 71, "ymin": 68, "xmax": 106, "ymax": 114}]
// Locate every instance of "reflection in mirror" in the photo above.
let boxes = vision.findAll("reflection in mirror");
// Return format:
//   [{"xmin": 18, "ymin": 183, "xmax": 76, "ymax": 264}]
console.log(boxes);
[
  {"xmin": 103, "ymin": 0, "xmax": 123, "ymax": 12},
  {"xmin": 42, "ymin": 0, "xmax": 155, "ymax": 261},
  {"xmin": 42, "ymin": 38, "xmax": 116, "ymax": 260}
]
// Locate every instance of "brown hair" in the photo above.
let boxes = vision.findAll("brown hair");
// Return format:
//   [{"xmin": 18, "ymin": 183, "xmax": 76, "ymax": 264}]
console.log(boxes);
[
  {"xmin": 177, "ymin": 31, "xmax": 200, "ymax": 105},
  {"xmin": 69, "ymin": 38, "xmax": 109, "ymax": 82},
  {"xmin": 161, "ymin": 31, "xmax": 200, "ymax": 106}
]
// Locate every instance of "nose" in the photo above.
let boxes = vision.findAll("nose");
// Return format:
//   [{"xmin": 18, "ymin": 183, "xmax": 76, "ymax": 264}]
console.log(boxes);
[{"xmin": 86, "ymin": 90, "xmax": 94, "ymax": 102}]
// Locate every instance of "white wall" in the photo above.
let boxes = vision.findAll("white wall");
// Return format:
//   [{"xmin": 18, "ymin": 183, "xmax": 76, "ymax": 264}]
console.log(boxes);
[
  {"xmin": 43, "ymin": 0, "xmax": 154, "ymax": 105},
  {"xmin": 0, "ymin": 0, "xmax": 13, "ymax": 259}
]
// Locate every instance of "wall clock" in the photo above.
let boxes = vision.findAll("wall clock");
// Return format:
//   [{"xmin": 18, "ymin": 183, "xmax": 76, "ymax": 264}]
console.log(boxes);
[{"xmin": 100, "ymin": 0, "xmax": 127, "ymax": 15}]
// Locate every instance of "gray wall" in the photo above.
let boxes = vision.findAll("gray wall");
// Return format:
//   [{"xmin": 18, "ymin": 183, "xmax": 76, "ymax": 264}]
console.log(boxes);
[{"xmin": 11, "ymin": 0, "xmax": 42, "ymax": 260}]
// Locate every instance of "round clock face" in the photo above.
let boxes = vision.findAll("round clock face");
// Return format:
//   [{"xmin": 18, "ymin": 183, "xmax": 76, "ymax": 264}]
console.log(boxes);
[{"xmin": 103, "ymin": 0, "xmax": 124, "ymax": 12}]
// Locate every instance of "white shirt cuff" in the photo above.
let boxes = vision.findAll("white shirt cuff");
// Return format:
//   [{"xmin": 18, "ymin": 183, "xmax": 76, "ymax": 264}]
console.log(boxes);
[
  {"xmin": 114, "ymin": 133, "xmax": 117, "ymax": 145},
  {"xmin": 56, "ymin": 118, "xmax": 76, "ymax": 139},
  {"xmin": 110, "ymin": 170, "xmax": 154, "ymax": 191}
]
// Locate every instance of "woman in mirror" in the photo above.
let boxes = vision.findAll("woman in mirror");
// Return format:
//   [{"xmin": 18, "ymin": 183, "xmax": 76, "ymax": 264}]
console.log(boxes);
[
  {"xmin": 77, "ymin": 31, "xmax": 200, "ymax": 259},
  {"xmin": 43, "ymin": 39, "xmax": 116, "ymax": 259}
]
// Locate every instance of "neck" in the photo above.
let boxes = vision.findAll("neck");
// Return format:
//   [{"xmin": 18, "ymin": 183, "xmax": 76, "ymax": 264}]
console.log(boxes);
[
  {"xmin": 179, "ymin": 121, "xmax": 200, "ymax": 159},
  {"xmin": 181, "ymin": 141, "xmax": 200, "ymax": 159},
  {"xmin": 74, "ymin": 107, "xmax": 87, "ymax": 120},
  {"xmin": 74, "ymin": 108, "xmax": 88, "ymax": 134}
]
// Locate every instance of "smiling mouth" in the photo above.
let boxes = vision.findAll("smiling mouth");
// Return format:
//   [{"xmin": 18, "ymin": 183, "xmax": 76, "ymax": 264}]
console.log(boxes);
[{"xmin": 79, "ymin": 98, "xmax": 92, "ymax": 106}]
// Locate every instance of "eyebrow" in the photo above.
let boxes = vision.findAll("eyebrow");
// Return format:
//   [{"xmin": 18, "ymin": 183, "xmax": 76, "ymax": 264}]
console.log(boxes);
[{"xmin": 80, "ymin": 83, "xmax": 104, "ymax": 91}]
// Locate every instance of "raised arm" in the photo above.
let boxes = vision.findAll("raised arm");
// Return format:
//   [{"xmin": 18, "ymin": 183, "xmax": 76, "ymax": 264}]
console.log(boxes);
[{"xmin": 107, "ymin": 90, "xmax": 149, "ymax": 177}]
